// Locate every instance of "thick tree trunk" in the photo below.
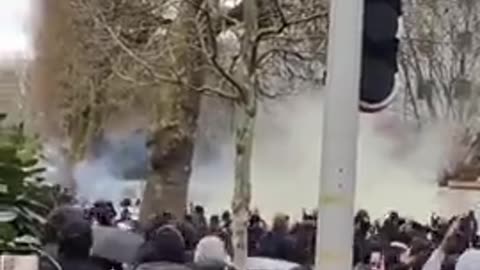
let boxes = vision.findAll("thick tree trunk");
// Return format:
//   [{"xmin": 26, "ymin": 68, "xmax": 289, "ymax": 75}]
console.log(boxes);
[
  {"xmin": 139, "ymin": 0, "xmax": 205, "ymax": 224},
  {"xmin": 32, "ymin": 0, "xmax": 72, "ymax": 139},
  {"xmin": 33, "ymin": 0, "xmax": 79, "ymax": 193}
]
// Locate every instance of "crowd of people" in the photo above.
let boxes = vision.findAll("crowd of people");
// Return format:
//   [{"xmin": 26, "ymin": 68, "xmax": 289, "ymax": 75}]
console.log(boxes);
[{"xmin": 34, "ymin": 199, "xmax": 480, "ymax": 270}]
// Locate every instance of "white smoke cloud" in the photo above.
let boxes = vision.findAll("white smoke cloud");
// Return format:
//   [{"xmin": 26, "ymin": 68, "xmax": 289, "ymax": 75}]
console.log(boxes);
[
  {"xmin": 63, "ymin": 83, "xmax": 480, "ymax": 222},
  {"xmin": 189, "ymin": 87, "xmax": 480, "ymax": 221}
]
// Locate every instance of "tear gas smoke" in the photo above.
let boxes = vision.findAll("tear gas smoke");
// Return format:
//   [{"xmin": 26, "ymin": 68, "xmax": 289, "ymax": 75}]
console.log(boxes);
[{"xmin": 68, "ymin": 87, "xmax": 479, "ymax": 221}]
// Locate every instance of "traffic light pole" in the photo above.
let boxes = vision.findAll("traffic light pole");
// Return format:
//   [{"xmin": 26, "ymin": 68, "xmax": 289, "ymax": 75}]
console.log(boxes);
[{"xmin": 314, "ymin": 0, "xmax": 364, "ymax": 270}]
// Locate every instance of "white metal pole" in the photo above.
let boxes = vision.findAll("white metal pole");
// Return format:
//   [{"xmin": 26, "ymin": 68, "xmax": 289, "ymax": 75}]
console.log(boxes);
[{"xmin": 314, "ymin": 0, "xmax": 364, "ymax": 269}]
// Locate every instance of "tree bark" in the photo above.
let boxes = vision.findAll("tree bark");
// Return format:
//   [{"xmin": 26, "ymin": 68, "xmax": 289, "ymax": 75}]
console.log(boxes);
[
  {"xmin": 139, "ymin": 0, "xmax": 205, "ymax": 224},
  {"xmin": 33, "ymin": 0, "xmax": 79, "ymax": 192},
  {"xmin": 232, "ymin": 107, "xmax": 255, "ymax": 269},
  {"xmin": 32, "ymin": 0, "xmax": 75, "ymax": 140},
  {"xmin": 231, "ymin": 0, "xmax": 258, "ymax": 268}
]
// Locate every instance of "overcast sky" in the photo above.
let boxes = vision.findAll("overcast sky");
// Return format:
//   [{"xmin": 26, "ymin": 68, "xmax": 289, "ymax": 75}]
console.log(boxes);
[{"xmin": 0, "ymin": 0, "xmax": 32, "ymax": 59}]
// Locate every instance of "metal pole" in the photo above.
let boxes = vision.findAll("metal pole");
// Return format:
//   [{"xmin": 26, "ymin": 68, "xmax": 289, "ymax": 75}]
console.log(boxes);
[{"xmin": 314, "ymin": 0, "xmax": 364, "ymax": 269}]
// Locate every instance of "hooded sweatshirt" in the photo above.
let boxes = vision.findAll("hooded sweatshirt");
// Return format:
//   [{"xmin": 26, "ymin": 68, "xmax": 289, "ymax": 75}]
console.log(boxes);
[
  {"xmin": 455, "ymin": 249, "xmax": 480, "ymax": 270},
  {"xmin": 135, "ymin": 225, "xmax": 190, "ymax": 270},
  {"xmin": 194, "ymin": 236, "xmax": 232, "ymax": 270},
  {"xmin": 57, "ymin": 220, "xmax": 103, "ymax": 270}
]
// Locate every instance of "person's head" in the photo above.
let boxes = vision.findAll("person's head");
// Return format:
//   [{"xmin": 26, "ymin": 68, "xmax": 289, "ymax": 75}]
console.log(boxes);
[
  {"xmin": 140, "ymin": 225, "xmax": 186, "ymax": 264},
  {"xmin": 120, "ymin": 198, "xmax": 132, "ymax": 208},
  {"xmin": 44, "ymin": 205, "xmax": 86, "ymax": 244},
  {"xmin": 185, "ymin": 214, "xmax": 193, "ymax": 223},
  {"xmin": 194, "ymin": 236, "xmax": 231, "ymax": 267},
  {"xmin": 467, "ymin": 210, "xmax": 475, "ymax": 219},
  {"xmin": 195, "ymin": 205, "xmax": 205, "ymax": 216},
  {"xmin": 355, "ymin": 210, "xmax": 371, "ymax": 236},
  {"xmin": 355, "ymin": 209, "xmax": 370, "ymax": 224},
  {"xmin": 210, "ymin": 215, "xmax": 220, "ymax": 228},
  {"xmin": 58, "ymin": 220, "xmax": 93, "ymax": 258},
  {"xmin": 272, "ymin": 213, "xmax": 289, "ymax": 233},
  {"xmin": 388, "ymin": 211, "xmax": 400, "ymax": 223},
  {"xmin": 222, "ymin": 211, "xmax": 231, "ymax": 226},
  {"xmin": 249, "ymin": 214, "xmax": 261, "ymax": 227},
  {"xmin": 91, "ymin": 200, "xmax": 116, "ymax": 226},
  {"xmin": 144, "ymin": 214, "xmax": 176, "ymax": 240},
  {"xmin": 302, "ymin": 210, "xmax": 316, "ymax": 222},
  {"xmin": 162, "ymin": 211, "xmax": 175, "ymax": 222}
]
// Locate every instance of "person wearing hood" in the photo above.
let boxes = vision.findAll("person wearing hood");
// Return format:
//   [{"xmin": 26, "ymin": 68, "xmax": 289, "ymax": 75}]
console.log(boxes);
[
  {"xmin": 134, "ymin": 225, "xmax": 191, "ymax": 270},
  {"xmin": 455, "ymin": 249, "xmax": 480, "ymax": 270},
  {"xmin": 193, "ymin": 236, "xmax": 233, "ymax": 270},
  {"xmin": 192, "ymin": 206, "xmax": 208, "ymax": 238},
  {"xmin": 257, "ymin": 214, "xmax": 298, "ymax": 263},
  {"xmin": 90, "ymin": 200, "xmax": 117, "ymax": 226},
  {"xmin": 248, "ymin": 214, "xmax": 266, "ymax": 257},
  {"xmin": 56, "ymin": 219, "xmax": 103, "ymax": 270},
  {"xmin": 40, "ymin": 205, "xmax": 88, "ymax": 270}
]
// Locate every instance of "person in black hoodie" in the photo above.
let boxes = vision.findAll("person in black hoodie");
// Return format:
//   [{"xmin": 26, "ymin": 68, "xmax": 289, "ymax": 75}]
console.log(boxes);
[
  {"xmin": 248, "ymin": 214, "xmax": 266, "ymax": 256},
  {"xmin": 258, "ymin": 214, "xmax": 298, "ymax": 263},
  {"xmin": 57, "ymin": 219, "xmax": 102, "ymax": 270},
  {"xmin": 134, "ymin": 225, "xmax": 190, "ymax": 270},
  {"xmin": 192, "ymin": 206, "xmax": 208, "ymax": 238}
]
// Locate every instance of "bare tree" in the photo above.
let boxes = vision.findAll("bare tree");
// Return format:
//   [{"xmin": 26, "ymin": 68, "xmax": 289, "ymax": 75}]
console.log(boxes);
[
  {"xmin": 32, "ymin": 0, "xmax": 327, "ymax": 249},
  {"xmin": 187, "ymin": 1, "xmax": 327, "ymax": 267},
  {"xmin": 400, "ymin": 0, "xmax": 480, "ymax": 183},
  {"xmin": 33, "ymin": 0, "xmax": 207, "ymax": 217},
  {"xmin": 400, "ymin": 0, "xmax": 480, "ymax": 125}
]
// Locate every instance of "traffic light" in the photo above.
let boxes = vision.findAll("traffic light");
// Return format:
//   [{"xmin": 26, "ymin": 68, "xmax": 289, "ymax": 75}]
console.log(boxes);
[{"xmin": 360, "ymin": 0, "xmax": 402, "ymax": 113}]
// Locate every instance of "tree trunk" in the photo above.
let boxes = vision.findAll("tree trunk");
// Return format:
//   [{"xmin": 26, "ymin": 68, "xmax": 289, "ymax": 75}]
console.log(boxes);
[
  {"xmin": 232, "ymin": 107, "xmax": 255, "ymax": 269},
  {"xmin": 32, "ymin": 0, "xmax": 72, "ymax": 139},
  {"xmin": 33, "ymin": 0, "xmax": 80, "ymax": 194},
  {"xmin": 232, "ymin": 0, "xmax": 258, "ymax": 268},
  {"xmin": 139, "ymin": 0, "xmax": 205, "ymax": 224}
]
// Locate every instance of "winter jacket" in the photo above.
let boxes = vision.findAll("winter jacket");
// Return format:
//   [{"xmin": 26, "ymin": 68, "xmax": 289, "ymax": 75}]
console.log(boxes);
[{"xmin": 258, "ymin": 232, "xmax": 297, "ymax": 263}]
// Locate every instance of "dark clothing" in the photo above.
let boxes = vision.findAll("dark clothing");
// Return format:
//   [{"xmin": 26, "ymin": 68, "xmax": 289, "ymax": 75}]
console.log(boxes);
[
  {"xmin": 135, "ymin": 225, "xmax": 186, "ymax": 265},
  {"xmin": 290, "ymin": 221, "xmax": 316, "ymax": 265},
  {"xmin": 58, "ymin": 256, "xmax": 103, "ymax": 270},
  {"xmin": 135, "ymin": 262, "xmax": 191, "ymax": 270},
  {"xmin": 177, "ymin": 221, "xmax": 200, "ymax": 251},
  {"xmin": 91, "ymin": 256, "xmax": 123, "ymax": 270},
  {"xmin": 56, "ymin": 219, "xmax": 101, "ymax": 270},
  {"xmin": 192, "ymin": 214, "xmax": 208, "ymax": 238},
  {"xmin": 192, "ymin": 263, "xmax": 232, "ymax": 270},
  {"xmin": 248, "ymin": 225, "xmax": 266, "ymax": 256},
  {"xmin": 258, "ymin": 231, "xmax": 298, "ymax": 263}
]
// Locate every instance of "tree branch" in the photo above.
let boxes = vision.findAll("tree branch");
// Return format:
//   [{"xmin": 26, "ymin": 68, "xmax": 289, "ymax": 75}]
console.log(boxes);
[
  {"xmin": 195, "ymin": 85, "xmax": 240, "ymax": 99},
  {"xmin": 255, "ymin": 0, "xmax": 327, "ymax": 43},
  {"xmin": 256, "ymin": 48, "xmax": 306, "ymax": 66},
  {"xmin": 198, "ymin": 4, "xmax": 249, "ymax": 104},
  {"xmin": 82, "ymin": 1, "xmax": 180, "ymax": 85}
]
